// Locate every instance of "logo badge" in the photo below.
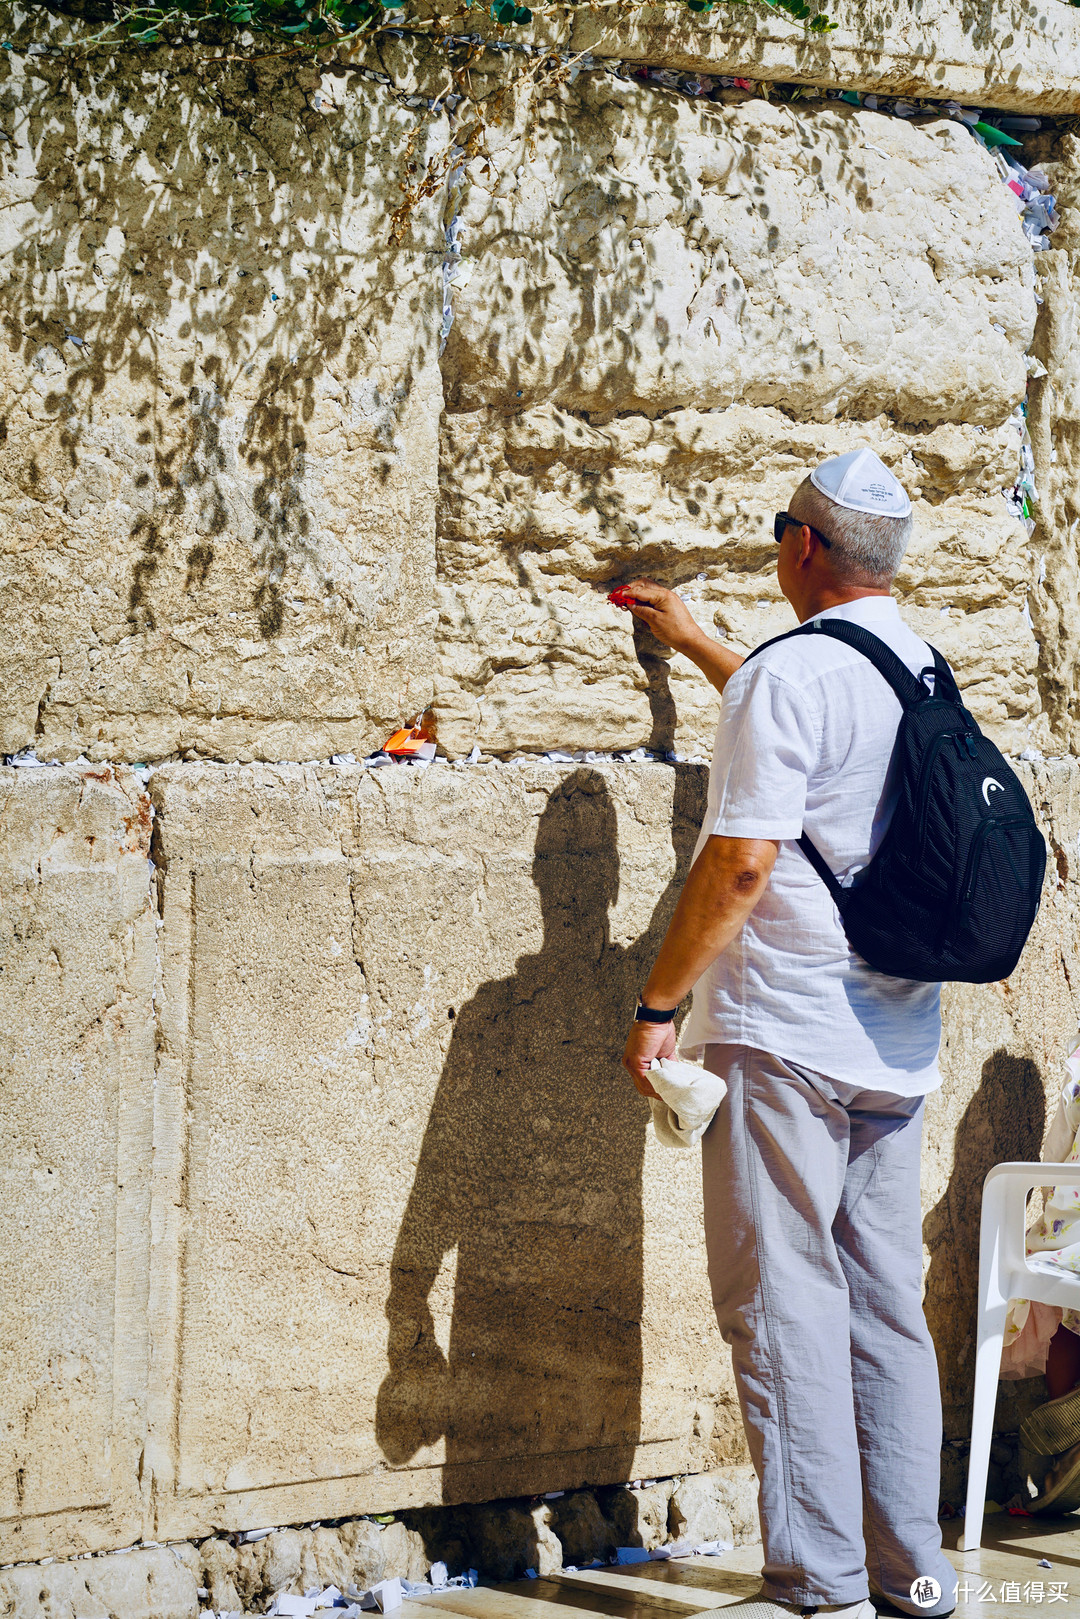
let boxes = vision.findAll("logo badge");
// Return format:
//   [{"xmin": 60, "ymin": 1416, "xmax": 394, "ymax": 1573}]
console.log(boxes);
[
  {"xmin": 981, "ymin": 776, "xmax": 1005, "ymax": 806},
  {"xmin": 910, "ymin": 1576, "xmax": 942, "ymax": 1609}
]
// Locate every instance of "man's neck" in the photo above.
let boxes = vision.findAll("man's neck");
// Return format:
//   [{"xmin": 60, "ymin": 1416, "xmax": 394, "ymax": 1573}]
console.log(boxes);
[{"xmin": 793, "ymin": 584, "xmax": 891, "ymax": 625}]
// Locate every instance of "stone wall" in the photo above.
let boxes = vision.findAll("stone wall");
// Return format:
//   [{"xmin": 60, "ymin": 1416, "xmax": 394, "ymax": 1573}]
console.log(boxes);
[
  {"xmin": 435, "ymin": 77, "xmax": 1041, "ymax": 758},
  {"xmin": 0, "ymin": 767, "xmax": 155, "ymax": 1550},
  {"xmin": 2, "ymin": 756, "xmax": 1078, "ymax": 1563},
  {"xmin": 0, "ymin": 38, "xmax": 442, "ymax": 763},
  {"xmin": 466, "ymin": 0, "xmax": 1080, "ymax": 116},
  {"xmin": 3, "ymin": 0, "xmax": 1080, "ymax": 1569},
  {"xmin": 0, "ymin": 29, "xmax": 1057, "ymax": 766}
]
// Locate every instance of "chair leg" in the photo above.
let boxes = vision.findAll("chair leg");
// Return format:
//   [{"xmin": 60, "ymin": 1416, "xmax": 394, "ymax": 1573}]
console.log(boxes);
[{"xmin": 959, "ymin": 1304, "xmax": 1008, "ymax": 1552}]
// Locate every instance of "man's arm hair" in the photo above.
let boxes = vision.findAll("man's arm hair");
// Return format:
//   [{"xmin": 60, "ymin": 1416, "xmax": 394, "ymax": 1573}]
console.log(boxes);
[
  {"xmin": 622, "ymin": 835, "xmax": 777, "ymax": 1092},
  {"xmin": 640, "ymin": 835, "xmax": 778, "ymax": 1009},
  {"xmin": 624, "ymin": 580, "xmax": 746, "ymax": 694}
]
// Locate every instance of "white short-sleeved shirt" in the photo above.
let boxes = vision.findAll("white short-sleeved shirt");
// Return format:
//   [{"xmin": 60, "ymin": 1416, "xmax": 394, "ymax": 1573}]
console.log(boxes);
[{"xmin": 680, "ymin": 595, "xmax": 942, "ymax": 1096}]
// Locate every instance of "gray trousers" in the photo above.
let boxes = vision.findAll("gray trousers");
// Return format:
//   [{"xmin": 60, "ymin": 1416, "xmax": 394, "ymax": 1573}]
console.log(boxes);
[{"xmin": 702, "ymin": 1044, "xmax": 955, "ymax": 1616}]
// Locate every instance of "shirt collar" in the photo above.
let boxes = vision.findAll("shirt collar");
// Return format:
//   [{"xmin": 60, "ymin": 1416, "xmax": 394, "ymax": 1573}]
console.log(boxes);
[{"xmin": 809, "ymin": 596, "xmax": 900, "ymax": 627}]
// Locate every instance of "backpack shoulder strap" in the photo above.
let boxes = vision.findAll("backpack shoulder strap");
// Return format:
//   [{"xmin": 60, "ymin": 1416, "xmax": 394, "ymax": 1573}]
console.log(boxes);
[
  {"xmin": 927, "ymin": 644, "xmax": 963, "ymax": 705},
  {"xmin": 743, "ymin": 618, "xmax": 929, "ymax": 710},
  {"xmin": 741, "ymin": 618, "xmax": 939, "ymax": 903},
  {"xmin": 795, "ymin": 829, "xmax": 847, "ymax": 906}
]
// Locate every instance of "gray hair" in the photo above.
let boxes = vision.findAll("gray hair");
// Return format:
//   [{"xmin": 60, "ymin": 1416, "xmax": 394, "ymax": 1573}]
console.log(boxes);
[{"xmin": 788, "ymin": 475, "xmax": 913, "ymax": 585}]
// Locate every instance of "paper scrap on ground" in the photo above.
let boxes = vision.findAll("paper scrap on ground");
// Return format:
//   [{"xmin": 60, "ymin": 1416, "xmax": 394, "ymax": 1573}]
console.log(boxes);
[
  {"xmin": 647, "ymin": 1541, "xmax": 694, "ymax": 1560},
  {"xmin": 269, "ymin": 1597, "xmax": 322, "ymax": 1618}
]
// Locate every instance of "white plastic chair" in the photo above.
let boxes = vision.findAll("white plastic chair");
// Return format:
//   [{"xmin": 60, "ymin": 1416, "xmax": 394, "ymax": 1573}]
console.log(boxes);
[{"xmin": 960, "ymin": 1160, "xmax": 1080, "ymax": 1551}]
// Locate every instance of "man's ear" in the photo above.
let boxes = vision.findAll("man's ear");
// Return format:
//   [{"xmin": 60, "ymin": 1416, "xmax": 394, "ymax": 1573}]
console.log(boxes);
[{"xmin": 797, "ymin": 524, "xmax": 816, "ymax": 567}]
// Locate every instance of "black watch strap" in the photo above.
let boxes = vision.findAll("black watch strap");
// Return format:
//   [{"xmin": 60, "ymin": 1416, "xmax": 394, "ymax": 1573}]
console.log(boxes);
[{"xmin": 635, "ymin": 1001, "xmax": 678, "ymax": 1024}]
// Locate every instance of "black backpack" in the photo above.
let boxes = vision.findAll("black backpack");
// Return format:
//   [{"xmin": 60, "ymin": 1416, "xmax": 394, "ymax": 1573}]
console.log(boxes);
[{"xmin": 744, "ymin": 619, "xmax": 1047, "ymax": 984}]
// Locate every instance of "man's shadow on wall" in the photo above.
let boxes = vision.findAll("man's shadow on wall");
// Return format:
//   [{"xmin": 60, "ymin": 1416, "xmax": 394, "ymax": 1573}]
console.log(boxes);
[
  {"xmin": 923, "ymin": 1047, "xmax": 1047, "ymax": 1436},
  {"xmin": 375, "ymin": 763, "xmax": 706, "ymax": 1507}
]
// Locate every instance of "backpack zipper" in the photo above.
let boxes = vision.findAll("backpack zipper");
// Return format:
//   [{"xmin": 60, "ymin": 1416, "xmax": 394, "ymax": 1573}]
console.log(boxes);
[
  {"xmin": 914, "ymin": 721, "xmax": 979, "ymax": 864},
  {"xmin": 952, "ymin": 814, "xmax": 1034, "ymax": 939},
  {"xmin": 914, "ymin": 729, "xmax": 952, "ymax": 862}
]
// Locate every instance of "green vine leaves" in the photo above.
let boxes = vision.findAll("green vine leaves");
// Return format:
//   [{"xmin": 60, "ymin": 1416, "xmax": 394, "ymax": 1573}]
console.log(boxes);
[{"xmin": 17, "ymin": 0, "xmax": 835, "ymax": 55}]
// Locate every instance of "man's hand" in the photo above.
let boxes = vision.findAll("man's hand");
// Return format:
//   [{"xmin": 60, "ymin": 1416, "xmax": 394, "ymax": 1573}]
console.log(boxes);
[
  {"xmin": 622, "ymin": 1018, "xmax": 677, "ymax": 1099},
  {"xmin": 622, "ymin": 579, "xmax": 746, "ymax": 695},
  {"xmin": 624, "ymin": 579, "xmax": 705, "ymax": 657}
]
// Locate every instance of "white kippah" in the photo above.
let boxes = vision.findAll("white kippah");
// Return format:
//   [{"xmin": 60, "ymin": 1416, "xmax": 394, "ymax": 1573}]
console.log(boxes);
[{"xmin": 809, "ymin": 447, "xmax": 912, "ymax": 518}]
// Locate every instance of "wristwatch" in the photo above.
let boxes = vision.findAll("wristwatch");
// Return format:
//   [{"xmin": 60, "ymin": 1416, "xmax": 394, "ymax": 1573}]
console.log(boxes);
[{"xmin": 634, "ymin": 1001, "xmax": 678, "ymax": 1024}]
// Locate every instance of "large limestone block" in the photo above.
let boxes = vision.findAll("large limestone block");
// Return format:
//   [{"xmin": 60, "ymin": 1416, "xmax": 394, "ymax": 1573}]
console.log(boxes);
[
  {"xmin": 0, "ymin": 48, "xmax": 442, "ymax": 762},
  {"xmin": 147, "ymin": 760, "xmax": 729, "ymax": 1539},
  {"xmin": 436, "ymin": 404, "xmax": 1039, "ymax": 757},
  {"xmin": 434, "ymin": 76, "xmax": 1039, "ymax": 757},
  {"xmin": 142, "ymin": 757, "xmax": 1080, "ymax": 1548},
  {"xmin": 0, "ymin": 766, "xmax": 156, "ymax": 1560},
  {"xmin": 0, "ymin": 1548, "xmax": 198, "ymax": 1619},
  {"xmin": 415, "ymin": 0, "xmax": 1080, "ymax": 116},
  {"xmin": 444, "ymin": 86, "xmax": 1033, "ymax": 421}
]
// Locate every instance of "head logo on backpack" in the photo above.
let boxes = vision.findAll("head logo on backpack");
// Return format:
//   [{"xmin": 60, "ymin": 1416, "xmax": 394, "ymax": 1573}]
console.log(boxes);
[{"xmin": 745, "ymin": 620, "xmax": 1048, "ymax": 984}]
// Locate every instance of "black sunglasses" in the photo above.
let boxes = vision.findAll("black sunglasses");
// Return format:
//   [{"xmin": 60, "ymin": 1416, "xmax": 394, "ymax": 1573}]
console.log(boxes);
[{"xmin": 774, "ymin": 511, "xmax": 832, "ymax": 549}]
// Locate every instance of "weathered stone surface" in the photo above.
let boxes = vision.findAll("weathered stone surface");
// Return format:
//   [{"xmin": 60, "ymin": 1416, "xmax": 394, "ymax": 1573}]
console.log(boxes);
[
  {"xmin": 415, "ymin": 0, "xmax": 1080, "ymax": 117},
  {"xmin": 701, "ymin": 1467, "xmax": 759, "ymax": 1549},
  {"xmin": 140, "ymin": 757, "xmax": 1080, "ymax": 1540},
  {"xmin": 455, "ymin": 1502, "xmax": 563, "ymax": 1580},
  {"xmin": 338, "ymin": 1519, "xmax": 388, "ymax": 1589},
  {"xmin": 199, "ymin": 1539, "xmax": 242, "ymax": 1614},
  {"xmin": 0, "ymin": 766, "xmax": 155, "ymax": 1560},
  {"xmin": 0, "ymin": 37, "xmax": 1057, "ymax": 766},
  {"xmin": 168, "ymin": 1544, "xmax": 202, "ymax": 1582},
  {"xmin": 0, "ymin": 1548, "xmax": 198, "ymax": 1619},
  {"xmin": 434, "ymin": 74, "xmax": 1042, "ymax": 757},
  {"xmin": 256, "ymin": 1529, "xmax": 305, "ymax": 1599},
  {"xmin": 2, "ymin": 2, "xmax": 1080, "ymax": 1564},
  {"xmin": 146, "ymin": 760, "xmax": 725, "ymax": 1541},
  {"xmin": 444, "ymin": 86, "xmax": 1033, "ymax": 420},
  {"xmin": 29, "ymin": 1470, "xmax": 758, "ymax": 1619},
  {"xmin": 548, "ymin": 1491, "xmax": 615, "ymax": 1566},
  {"xmin": 1017, "ymin": 132, "xmax": 1080, "ymax": 757},
  {"xmin": 378, "ymin": 1521, "xmax": 430, "ymax": 1584},
  {"xmin": 668, "ymin": 1475, "xmax": 734, "ymax": 1549},
  {"xmin": 1, "ymin": 753, "xmax": 1079, "ymax": 1557},
  {"xmin": 436, "ymin": 406, "xmax": 1039, "ymax": 758},
  {"xmin": 602, "ymin": 1480, "xmax": 675, "ymax": 1552},
  {"xmin": 0, "ymin": 47, "xmax": 441, "ymax": 763}
]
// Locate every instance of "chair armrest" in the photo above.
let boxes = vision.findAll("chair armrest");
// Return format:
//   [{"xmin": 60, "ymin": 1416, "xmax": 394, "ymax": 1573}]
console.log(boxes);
[
  {"xmin": 982, "ymin": 1162, "xmax": 1080, "ymax": 1309},
  {"xmin": 985, "ymin": 1161, "xmax": 1080, "ymax": 1191}
]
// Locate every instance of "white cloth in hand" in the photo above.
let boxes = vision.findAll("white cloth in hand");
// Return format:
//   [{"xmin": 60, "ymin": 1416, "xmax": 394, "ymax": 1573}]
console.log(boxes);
[{"xmin": 648, "ymin": 1057, "xmax": 727, "ymax": 1149}]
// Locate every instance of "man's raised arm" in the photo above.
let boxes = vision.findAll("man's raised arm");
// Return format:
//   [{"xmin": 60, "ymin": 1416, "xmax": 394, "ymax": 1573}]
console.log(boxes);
[{"xmin": 624, "ymin": 579, "xmax": 745, "ymax": 694}]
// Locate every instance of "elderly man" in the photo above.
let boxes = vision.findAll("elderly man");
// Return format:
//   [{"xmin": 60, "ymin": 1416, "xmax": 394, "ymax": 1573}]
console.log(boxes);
[{"xmin": 622, "ymin": 449, "xmax": 956, "ymax": 1619}]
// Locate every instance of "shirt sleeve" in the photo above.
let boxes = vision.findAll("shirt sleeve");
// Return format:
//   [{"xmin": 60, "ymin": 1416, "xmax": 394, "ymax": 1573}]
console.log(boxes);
[{"xmin": 702, "ymin": 662, "xmax": 820, "ymax": 841}]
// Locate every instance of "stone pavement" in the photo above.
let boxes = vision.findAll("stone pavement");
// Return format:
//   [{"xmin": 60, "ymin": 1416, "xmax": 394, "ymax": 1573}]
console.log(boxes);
[{"xmin": 400, "ymin": 1525, "xmax": 1080, "ymax": 1619}]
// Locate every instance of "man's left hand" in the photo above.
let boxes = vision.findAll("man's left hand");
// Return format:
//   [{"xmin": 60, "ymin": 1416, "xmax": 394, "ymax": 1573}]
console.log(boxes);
[{"xmin": 622, "ymin": 1018, "xmax": 677, "ymax": 1100}]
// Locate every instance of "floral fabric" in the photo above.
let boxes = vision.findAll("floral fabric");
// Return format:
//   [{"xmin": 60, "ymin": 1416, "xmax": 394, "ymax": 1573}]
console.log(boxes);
[{"xmin": 1001, "ymin": 1040, "xmax": 1080, "ymax": 1378}]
